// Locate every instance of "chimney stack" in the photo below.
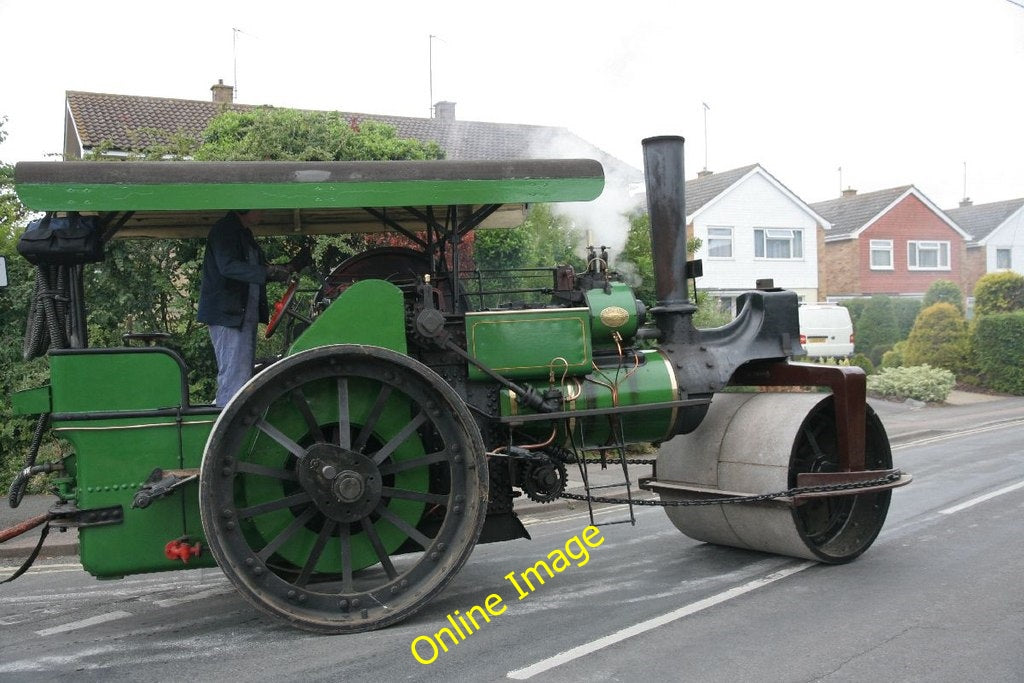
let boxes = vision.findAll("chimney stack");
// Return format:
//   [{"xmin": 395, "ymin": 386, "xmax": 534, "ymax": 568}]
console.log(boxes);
[
  {"xmin": 434, "ymin": 101, "xmax": 456, "ymax": 122},
  {"xmin": 697, "ymin": 169, "xmax": 713, "ymax": 178},
  {"xmin": 959, "ymin": 197, "xmax": 973, "ymax": 207},
  {"xmin": 211, "ymin": 79, "xmax": 234, "ymax": 104},
  {"xmin": 842, "ymin": 187, "xmax": 857, "ymax": 198}
]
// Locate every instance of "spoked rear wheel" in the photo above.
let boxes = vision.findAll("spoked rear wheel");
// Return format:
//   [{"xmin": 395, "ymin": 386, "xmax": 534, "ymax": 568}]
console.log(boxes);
[{"xmin": 199, "ymin": 345, "xmax": 487, "ymax": 633}]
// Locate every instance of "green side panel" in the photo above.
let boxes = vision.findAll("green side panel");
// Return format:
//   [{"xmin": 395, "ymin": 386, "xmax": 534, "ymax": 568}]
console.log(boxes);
[
  {"xmin": 60, "ymin": 415, "xmax": 215, "ymax": 576},
  {"xmin": 50, "ymin": 351, "xmax": 184, "ymax": 412},
  {"xmin": 16, "ymin": 178, "xmax": 604, "ymax": 212},
  {"xmin": 465, "ymin": 309, "xmax": 592, "ymax": 381},
  {"xmin": 585, "ymin": 282, "xmax": 640, "ymax": 345},
  {"xmin": 288, "ymin": 279, "xmax": 407, "ymax": 355},
  {"xmin": 11, "ymin": 385, "xmax": 51, "ymax": 415},
  {"xmin": 501, "ymin": 349, "xmax": 678, "ymax": 446},
  {"xmin": 180, "ymin": 416, "xmax": 217, "ymax": 560}
]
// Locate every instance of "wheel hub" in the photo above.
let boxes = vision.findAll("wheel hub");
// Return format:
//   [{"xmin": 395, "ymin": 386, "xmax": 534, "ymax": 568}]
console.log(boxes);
[{"xmin": 297, "ymin": 443, "xmax": 382, "ymax": 523}]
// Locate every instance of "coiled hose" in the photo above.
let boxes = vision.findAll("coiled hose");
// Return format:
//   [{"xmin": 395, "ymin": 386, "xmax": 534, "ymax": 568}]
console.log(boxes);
[
  {"xmin": 7, "ymin": 413, "xmax": 50, "ymax": 509},
  {"xmin": 23, "ymin": 264, "xmax": 71, "ymax": 360}
]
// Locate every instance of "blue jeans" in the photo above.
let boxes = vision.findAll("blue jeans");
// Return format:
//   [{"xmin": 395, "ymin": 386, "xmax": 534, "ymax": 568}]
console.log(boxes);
[{"xmin": 209, "ymin": 319, "xmax": 257, "ymax": 407}]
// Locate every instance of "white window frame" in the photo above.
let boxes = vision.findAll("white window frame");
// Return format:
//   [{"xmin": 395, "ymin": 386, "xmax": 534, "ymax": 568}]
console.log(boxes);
[
  {"xmin": 754, "ymin": 228, "xmax": 803, "ymax": 260},
  {"xmin": 996, "ymin": 248, "xmax": 1012, "ymax": 270},
  {"xmin": 706, "ymin": 226, "xmax": 734, "ymax": 259},
  {"xmin": 869, "ymin": 239, "xmax": 893, "ymax": 270},
  {"xmin": 907, "ymin": 240, "xmax": 950, "ymax": 270}
]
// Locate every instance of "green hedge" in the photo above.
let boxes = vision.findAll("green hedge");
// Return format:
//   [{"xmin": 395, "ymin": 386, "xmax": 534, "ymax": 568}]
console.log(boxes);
[
  {"xmin": 972, "ymin": 311, "xmax": 1024, "ymax": 394},
  {"xmin": 903, "ymin": 302, "xmax": 968, "ymax": 373}
]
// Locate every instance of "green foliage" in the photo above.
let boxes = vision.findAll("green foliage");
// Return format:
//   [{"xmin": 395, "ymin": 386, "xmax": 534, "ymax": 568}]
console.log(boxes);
[
  {"xmin": 196, "ymin": 109, "xmax": 444, "ymax": 162},
  {"xmin": 891, "ymin": 298, "xmax": 922, "ymax": 339},
  {"xmin": 971, "ymin": 311, "xmax": 1024, "ymax": 394},
  {"xmin": 849, "ymin": 352, "xmax": 875, "ymax": 375},
  {"xmin": 854, "ymin": 296, "xmax": 900, "ymax": 365},
  {"xmin": 867, "ymin": 365, "xmax": 956, "ymax": 403},
  {"xmin": 903, "ymin": 303, "xmax": 968, "ymax": 373},
  {"xmin": 922, "ymin": 279, "xmax": 963, "ymax": 312},
  {"xmin": 881, "ymin": 340, "xmax": 906, "ymax": 369},
  {"xmin": 973, "ymin": 271, "xmax": 1024, "ymax": 316}
]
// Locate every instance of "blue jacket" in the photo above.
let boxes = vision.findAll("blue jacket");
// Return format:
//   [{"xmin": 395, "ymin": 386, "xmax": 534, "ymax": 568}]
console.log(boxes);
[{"xmin": 197, "ymin": 212, "xmax": 269, "ymax": 327}]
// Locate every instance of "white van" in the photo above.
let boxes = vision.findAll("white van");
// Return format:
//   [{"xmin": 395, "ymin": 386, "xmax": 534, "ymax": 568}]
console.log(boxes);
[{"xmin": 798, "ymin": 303, "xmax": 854, "ymax": 358}]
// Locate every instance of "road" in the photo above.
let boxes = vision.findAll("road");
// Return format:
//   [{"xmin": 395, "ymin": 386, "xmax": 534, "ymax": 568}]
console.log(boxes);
[{"xmin": 1, "ymin": 413, "xmax": 1022, "ymax": 682}]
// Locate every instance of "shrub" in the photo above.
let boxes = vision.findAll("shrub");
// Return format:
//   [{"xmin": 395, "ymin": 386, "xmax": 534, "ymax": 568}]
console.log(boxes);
[
  {"xmin": 892, "ymin": 298, "xmax": 923, "ymax": 339},
  {"xmin": 972, "ymin": 311, "xmax": 1024, "ymax": 394},
  {"xmin": 903, "ymin": 302, "xmax": 969, "ymax": 373},
  {"xmin": 881, "ymin": 341, "xmax": 906, "ymax": 368},
  {"xmin": 849, "ymin": 353, "xmax": 875, "ymax": 375},
  {"xmin": 840, "ymin": 298, "xmax": 869, "ymax": 327},
  {"xmin": 855, "ymin": 296, "xmax": 900, "ymax": 365},
  {"xmin": 974, "ymin": 271, "xmax": 1024, "ymax": 316},
  {"xmin": 923, "ymin": 279, "xmax": 963, "ymax": 312},
  {"xmin": 867, "ymin": 365, "xmax": 956, "ymax": 403}
]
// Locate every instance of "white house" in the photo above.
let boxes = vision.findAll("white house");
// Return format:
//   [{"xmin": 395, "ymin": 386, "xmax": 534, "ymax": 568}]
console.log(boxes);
[
  {"xmin": 684, "ymin": 164, "xmax": 829, "ymax": 313},
  {"xmin": 945, "ymin": 198, "xmax": 1024, "ymax": 295}
]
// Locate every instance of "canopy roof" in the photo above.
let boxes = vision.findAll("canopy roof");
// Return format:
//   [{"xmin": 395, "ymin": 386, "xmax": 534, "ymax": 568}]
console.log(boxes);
[{"xmin": 14, "ymin": 158, "xmax": 604, "ymax": 238}]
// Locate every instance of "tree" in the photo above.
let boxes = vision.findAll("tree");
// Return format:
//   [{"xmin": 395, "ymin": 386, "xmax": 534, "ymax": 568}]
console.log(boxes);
[
  {"xmin": 0, "ymin": 116, "xmax": 28, "ymax": 230},
  {"xmin": 195, "ymin": 109, "xmax": 444, "ymax": 162},
  {"xmin": 922, "ymin": 279, "xmax": 963, "ymax": 312},
  {"xmin": 903, "ymin": 302, "xmax": 968, "ymax": 373},
  {"xmin": 855, "ymin": 295, "xmax": 900, "ymax": 365},
  {"xmin": 974, "ymin": 271, "xmax": 1024, "ymax": 316}
]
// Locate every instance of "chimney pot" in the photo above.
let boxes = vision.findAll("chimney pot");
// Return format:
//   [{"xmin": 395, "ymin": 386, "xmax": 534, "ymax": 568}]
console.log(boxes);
[
  {"xmin": 211, "ymin": 79, "xmax": 234, "ymax": 104},
  {"xmin": 842, "ymin": 187, "xmax": 857, "ymax": 198},
  {"xmin": 434, "ymin": 101, "xmax": 456, "ymax": 122}
]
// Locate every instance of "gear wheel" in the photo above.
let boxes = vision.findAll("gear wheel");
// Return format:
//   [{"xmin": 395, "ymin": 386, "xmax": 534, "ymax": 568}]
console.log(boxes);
[{"xmin": 520, "ymin": 458, "xmax": 568, "ymax": 504}]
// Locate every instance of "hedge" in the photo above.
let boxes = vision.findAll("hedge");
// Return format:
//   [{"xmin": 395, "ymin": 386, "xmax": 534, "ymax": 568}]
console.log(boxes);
[{"xmin": 972, "ymin": 311, "xmax": 1024, "ymax": 394}]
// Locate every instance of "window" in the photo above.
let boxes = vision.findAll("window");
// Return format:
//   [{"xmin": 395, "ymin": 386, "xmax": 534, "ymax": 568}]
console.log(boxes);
[
  {"xmin": 907, "ymin": 241, "xmax": 950, "ymax": 270},
  {"xmin": 754, "ymin": 228, "xmax": 803, "ymax": 259},
  {"xmin": 707, "ymin": 227, "xmax": 733, "ymax": 258},
  {"xmin": 996, "ymin": 248, "xmax": 1012, "ymax": 270},
  {"xmin": 869, "ymin": 239, "xmax": 893, "ymax": 269}
]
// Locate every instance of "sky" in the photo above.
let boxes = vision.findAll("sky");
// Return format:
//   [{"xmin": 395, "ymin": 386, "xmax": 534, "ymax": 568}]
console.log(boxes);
[{"xmin": 1, "ymin": 0, "xmax": 1023, "ymax": 215}]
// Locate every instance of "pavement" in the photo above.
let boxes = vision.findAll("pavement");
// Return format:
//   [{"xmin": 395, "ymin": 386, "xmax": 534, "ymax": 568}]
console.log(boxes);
[{"xmin": 2, "ymin": 389, "xmax": 1022, "ymax": 564}]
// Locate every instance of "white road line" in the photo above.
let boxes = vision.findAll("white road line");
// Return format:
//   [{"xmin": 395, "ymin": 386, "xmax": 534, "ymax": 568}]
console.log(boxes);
[
  {"xmin": 35, "ymin": 610, "xmax": 132, "ymax": 636},
  {"xmin": 939, "ymin": 480, "xmax": 1024, "ymax": 515},
  {"xmin": 892, "ymin": 419, "xmax": 1024, "ymax": 450},
  {"xmin": 153, "ymin": 587, "xmax": 232, "ymax": 608},
  {"xmin": 506, "ymin": 561, "xmax": 815, "ymax": 679}
]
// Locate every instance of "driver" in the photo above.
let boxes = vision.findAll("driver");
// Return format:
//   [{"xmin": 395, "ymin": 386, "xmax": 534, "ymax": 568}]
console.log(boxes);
[{"xmin": 198, "ymin": 209, "xmax": 293, "ymax": 406}]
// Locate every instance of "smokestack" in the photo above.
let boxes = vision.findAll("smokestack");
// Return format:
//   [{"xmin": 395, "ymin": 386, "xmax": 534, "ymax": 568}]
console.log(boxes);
[{"xmin": 642, "ymin": 136, "xmax": 690, "ymax": 308}]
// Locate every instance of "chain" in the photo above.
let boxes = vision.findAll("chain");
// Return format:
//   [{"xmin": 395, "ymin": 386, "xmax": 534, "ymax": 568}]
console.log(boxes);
[{"xmin": 559, "ymin": 470, "xmax": 903, "ymax": 507}]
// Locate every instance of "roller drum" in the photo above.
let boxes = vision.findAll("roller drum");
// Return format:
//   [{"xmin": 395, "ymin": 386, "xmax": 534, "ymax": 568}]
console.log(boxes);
[{"xmin": 657, "ymin": 392, "xmax": 892, "ymax": 564}]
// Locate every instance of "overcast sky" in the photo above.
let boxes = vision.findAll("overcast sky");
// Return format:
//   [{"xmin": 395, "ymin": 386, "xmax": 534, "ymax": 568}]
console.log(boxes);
[{"xmin": 1, "ymin": 0, "xmax": 1022, "ymax": 212}]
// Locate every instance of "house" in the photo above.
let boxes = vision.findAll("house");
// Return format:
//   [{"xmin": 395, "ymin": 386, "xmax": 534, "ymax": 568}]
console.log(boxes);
[
  {"xmin": 944, "ymin": 197, "xmax": 1024, "ymax": 297},
  {"xmin": 63, "ymin": 82, "xmax": 640, "ymax": 183},
  {"xmin": 680, "ymin": 164, "xmax": 829, "ymax": 311},
  {"xmin": 809, "ymin": 186, "xmax": 971, "ymax": 300}
]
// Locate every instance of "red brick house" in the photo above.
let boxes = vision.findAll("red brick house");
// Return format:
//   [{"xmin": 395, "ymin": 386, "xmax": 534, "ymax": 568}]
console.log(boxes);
[{"xmin": 809, "ymin": 186, "xmax": 971, "ymax": 299}]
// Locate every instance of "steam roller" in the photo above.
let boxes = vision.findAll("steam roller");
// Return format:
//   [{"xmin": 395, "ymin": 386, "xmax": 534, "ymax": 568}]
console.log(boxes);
[{"xmin": 654, "ymin": 392, "xmax": 893, "ymax": 563}]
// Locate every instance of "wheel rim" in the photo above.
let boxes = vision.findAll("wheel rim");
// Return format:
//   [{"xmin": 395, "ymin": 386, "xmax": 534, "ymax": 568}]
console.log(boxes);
[
  {"xmin": 200, "ymin": 345, "xmax": 486, "ymax": 633},
  {"xmin": 790, "ymin": 397, "xmax": 892, "ymax": 563}
]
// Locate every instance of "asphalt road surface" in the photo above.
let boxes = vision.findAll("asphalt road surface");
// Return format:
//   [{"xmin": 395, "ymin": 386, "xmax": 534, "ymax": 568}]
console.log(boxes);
[{"xmin": 1, "ymin": 416, "xmax": 1022, "ymax": 682}]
